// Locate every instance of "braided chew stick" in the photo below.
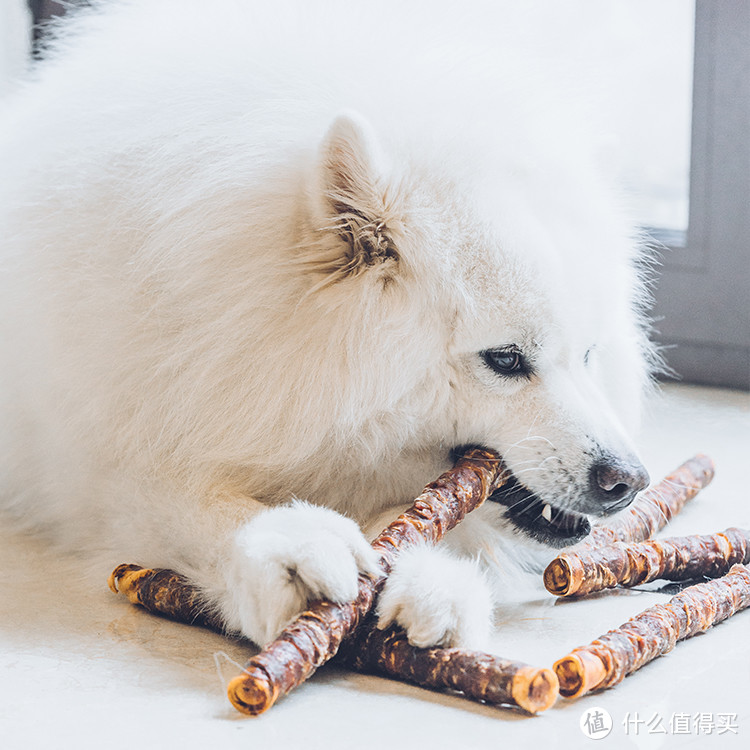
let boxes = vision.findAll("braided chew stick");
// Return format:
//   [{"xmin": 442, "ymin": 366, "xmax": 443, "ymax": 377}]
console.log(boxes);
[
  {"xmin": 226, "ymin": 447, "xmax": 507, "ymax": 715},
  {"xmin": 340, "ymin": 618, "xmax": 558, "ymax": 713},
  {"xmin": 554, "ymin": 563, "xmax": 750, "ymax": 698},
  {"xmin": 109, "ymin": 566, "xmax": 558, "ymax": 713},
  {"xmin": 108, "ymin": 564, "xmax": 225, "ymax": 631},
  {"xmin": 575, "ymin": 454, "xmax": 715, "ymax": 551},
  {"xmin": 544, "ymin": 527, "xmax": 750, "ymax": 597}
]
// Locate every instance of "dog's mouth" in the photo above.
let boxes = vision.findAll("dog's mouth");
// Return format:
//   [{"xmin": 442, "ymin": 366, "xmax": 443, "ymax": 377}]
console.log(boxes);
[{"xmin": 489, "ymin": 473, "xmax": 591, "ymax": 548}]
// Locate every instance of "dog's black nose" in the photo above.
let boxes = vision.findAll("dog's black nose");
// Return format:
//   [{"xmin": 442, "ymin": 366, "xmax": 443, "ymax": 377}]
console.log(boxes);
[{"xmin": 590, "ymin": 457, "xmax": 650, "ymax": 512}]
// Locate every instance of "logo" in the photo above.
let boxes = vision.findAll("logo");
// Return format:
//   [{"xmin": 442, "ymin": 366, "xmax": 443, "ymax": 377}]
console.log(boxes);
[{"xmin": 580, "ymin": 707, "xmax": 613, "ymax": 739}]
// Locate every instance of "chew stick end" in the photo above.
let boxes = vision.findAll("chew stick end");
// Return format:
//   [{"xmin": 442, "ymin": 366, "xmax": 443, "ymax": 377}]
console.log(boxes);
[
  {"xmin": 108, "ymin": 563, "xmax": 153, "ymax": 604},
  {"xmin": 511, "ymin": 666, "xmax": 559, "ymax": 713},
  {"xmin": 227, "ymin": 668, "xmax": 278, "ymax": 716},
  {"xmin": 554, "ymin": 652, "xmax": 606, "ymax": 699},
  {"xmin": 543, "ymin": 558, "xmax": 575, "ymax": 596},
  {"xmin": 692, "ymin": 453, "xmax": 716, "ymax": 484}
]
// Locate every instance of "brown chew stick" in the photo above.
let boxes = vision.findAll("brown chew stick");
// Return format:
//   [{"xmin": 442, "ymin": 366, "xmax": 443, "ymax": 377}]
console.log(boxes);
[
  {"xmin": 341, "ymin": 620, "xmax": 558, "ymax": 713},
  {"xmin": 575, "ymin": 454, "xmax": 714, "ymax": 551},
  {"xmin": 108, "ymin": 564, "xmax": 226, "ymax": 631},
  {"xmin": 108, "ymin": 565, "xmax": 558, "ymax": 713},
  {"xmin": 225, "ymin": 447, "xmax": 508, "ymax": 715},
  {"xmin": 554, "ymin": 563, "xmax": 750, "ymax": 698},
  {"xmin": 544, "ymin": 527, "xmax": 750, "ymax": 597}
]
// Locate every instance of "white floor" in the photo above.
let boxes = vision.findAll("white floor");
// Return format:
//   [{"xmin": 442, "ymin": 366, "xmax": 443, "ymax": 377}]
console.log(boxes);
[{"xmin": 1, "ymin": 383, "xmax": 748, "ymax": 749}]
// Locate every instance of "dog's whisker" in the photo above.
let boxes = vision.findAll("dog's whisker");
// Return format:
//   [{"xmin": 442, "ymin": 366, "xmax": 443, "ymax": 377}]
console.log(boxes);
[
  {"xmin": 502, "ymin": 459, "xmax": 544, "ymax": 470},
  {"xmin": 539, "ymin": 455, "xmax": 564, "ymax": 467},
  {"xmin": 504, "ymin": 434, "xmax": 558, "ymax": 452},
  {"xmin": 505, "ymin": 468, "xmax": 546, "ymax": 479}
]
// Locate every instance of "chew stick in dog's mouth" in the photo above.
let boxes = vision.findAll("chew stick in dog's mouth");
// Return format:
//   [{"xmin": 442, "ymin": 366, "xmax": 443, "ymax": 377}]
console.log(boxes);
[{"xmin": 489, "ymin": 474, "xmax": 591, "ymax": 548}]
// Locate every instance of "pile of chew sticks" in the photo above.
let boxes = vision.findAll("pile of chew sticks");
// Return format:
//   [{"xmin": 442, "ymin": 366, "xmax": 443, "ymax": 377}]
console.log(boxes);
[{"xmin": 108, "ymin": 449, "xmax": 750, "ymax": 715}]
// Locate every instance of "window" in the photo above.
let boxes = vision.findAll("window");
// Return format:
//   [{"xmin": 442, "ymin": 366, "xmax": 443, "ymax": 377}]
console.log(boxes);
[{"xmin": 653, "ymin": 1, "xmax": 750, "ymax": 389}]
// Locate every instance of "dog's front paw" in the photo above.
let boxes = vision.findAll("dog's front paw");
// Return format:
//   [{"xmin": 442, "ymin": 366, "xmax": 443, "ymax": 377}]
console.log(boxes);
[
  {"xmin": 226, "ymin": 502, "xmax": 380, "ymax": 646},
  {"xmin": 376, "ymin": 546, "xmax": 493, "ymax": 650}
]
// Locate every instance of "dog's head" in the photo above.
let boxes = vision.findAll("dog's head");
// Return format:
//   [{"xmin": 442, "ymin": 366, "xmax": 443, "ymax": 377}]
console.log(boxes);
[{"xmin": 297, "ymin": 111, "xmax": 654, "ymax": 548}]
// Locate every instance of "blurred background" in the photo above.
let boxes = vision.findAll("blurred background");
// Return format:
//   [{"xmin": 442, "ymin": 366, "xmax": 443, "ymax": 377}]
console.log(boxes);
[{"xmin": 1, "ymin": 0, "xmax": 748, "ymax": 390}]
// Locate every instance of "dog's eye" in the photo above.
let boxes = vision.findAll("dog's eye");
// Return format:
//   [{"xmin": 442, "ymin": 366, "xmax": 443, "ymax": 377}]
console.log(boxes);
[{"xmin": 481, "ymin": 347, "xmax": 530, "ymax": 377}]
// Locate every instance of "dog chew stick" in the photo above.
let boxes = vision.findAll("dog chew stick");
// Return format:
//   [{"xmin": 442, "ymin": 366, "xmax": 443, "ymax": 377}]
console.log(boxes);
[
  {"xmin": 544, "ymin": 527, "xmax": 750, "ymax": 597},
  {"xmin": 340, "ymin": 620, "xmax": 558, "ymax": 713},
  {"xmin": 108, "ymin": 563, "xmax": 226, "ymax": 631},
  {"xmin": 109, "ymin": 566, "xmax": 558, "ymax": 713},
  {"xmin": 570, "ymin": 454, "xmax": 715, "ymax": 553},
  {"xmin": 554, "ymin": 563, "xmax": 750, "ymax": 698},
  {"xmin": 544, "ymin": 454, "xmax": 716, "ymax": 596},
  {"xmin": 227, "ymin": 447, "xmax": 508, "ymax": 715}
]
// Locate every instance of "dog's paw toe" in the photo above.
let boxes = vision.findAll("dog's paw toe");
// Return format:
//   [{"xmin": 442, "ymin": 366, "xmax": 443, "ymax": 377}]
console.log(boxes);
[
  {"xmin": 376, "ymin": 545, "xmax": 493, "ymax": 650},
  {"xmin": 225, "ymin": 502, "xmax": 379, "ymax": 645}
]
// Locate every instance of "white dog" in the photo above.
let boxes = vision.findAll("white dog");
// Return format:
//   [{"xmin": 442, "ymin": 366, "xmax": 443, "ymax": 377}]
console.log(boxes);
[{"xmin": 0, "ymin": 1, "xmax": 654, "ymax": 651}]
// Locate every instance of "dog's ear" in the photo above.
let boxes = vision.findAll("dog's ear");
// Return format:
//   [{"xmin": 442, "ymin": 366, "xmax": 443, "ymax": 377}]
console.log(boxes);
[{"xmin": 316, "ymin": 112, "xmax": 399, "ymax": 270}]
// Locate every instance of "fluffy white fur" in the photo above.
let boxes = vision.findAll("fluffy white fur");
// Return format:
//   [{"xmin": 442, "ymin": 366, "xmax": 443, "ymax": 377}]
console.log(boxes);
[{"xmin": 0, "ymin": 1, "xmax": 654, "ymax": 648}]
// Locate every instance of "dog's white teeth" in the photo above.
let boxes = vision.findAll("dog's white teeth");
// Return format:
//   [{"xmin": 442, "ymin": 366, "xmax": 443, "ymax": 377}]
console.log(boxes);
[{"xmin": 541, "ymin": 503, "xmax": 552, "ymax": 522}]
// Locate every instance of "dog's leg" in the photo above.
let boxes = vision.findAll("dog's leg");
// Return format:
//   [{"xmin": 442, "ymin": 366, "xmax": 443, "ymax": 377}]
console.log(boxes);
[
  {"xmin": 118, "ymin": 485, "xmax": 381, "ymax": 648},
  {"xmin": 375, "ymin": 545, "xmax": 494, "ymax": 650},
  {"xmin": 219, "ymin": 501, "xmax": 381, "ymax": 646},
  {"xmin": 131, "ymin": 488, "xmax": 483, "ymax": 650}
]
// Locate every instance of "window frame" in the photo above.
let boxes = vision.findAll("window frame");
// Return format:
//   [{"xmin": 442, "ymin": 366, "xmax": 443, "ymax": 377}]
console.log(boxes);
[{"xmin": 652, "ymin": 0, "xmax": 750, "ymax": 390}]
